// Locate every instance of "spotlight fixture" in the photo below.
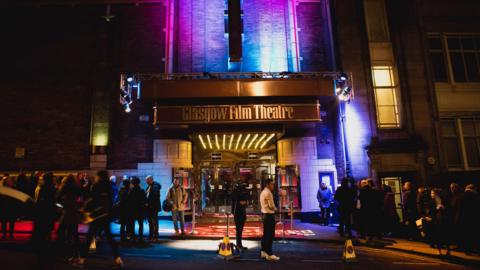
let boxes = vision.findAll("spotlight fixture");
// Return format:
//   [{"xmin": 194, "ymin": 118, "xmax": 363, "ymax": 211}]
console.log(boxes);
[
  {"xmin": 339, "ymin": 73, "xmax": 348, "ymax": 81},
  {"xmin": 123, "ymin": 103, "xmax": 131, "ymax": 113}
]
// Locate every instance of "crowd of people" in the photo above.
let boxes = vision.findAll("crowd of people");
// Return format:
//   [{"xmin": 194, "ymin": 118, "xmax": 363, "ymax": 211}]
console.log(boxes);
[
  {"xmin": 0, "ymin": 170, "xmax": 180, "ymax": 268},
  {"xmin": 318, "ymin": 178, "xmax": 480, "ymax": 256},
  {"xmin": 1, "ymin": 170, "xmax": 479, "ymax": 267}
]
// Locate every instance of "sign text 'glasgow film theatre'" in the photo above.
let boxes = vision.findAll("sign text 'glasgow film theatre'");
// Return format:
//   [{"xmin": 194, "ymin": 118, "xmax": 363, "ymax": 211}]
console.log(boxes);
[{"xmin": 153, "ymin": 104, "xmax": 322, "ymax": 124}]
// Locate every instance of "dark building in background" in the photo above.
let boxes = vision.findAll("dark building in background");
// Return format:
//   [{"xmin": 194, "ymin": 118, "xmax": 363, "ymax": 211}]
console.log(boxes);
[{"xmin": 1, "ymin": 0, "xmax": 478, "ymax": 215}]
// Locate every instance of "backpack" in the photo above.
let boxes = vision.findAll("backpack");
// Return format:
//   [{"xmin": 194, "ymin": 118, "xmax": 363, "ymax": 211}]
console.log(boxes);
[{"xmin": 162, "ymin": 199, "xmax": 173, "ymax": 212}]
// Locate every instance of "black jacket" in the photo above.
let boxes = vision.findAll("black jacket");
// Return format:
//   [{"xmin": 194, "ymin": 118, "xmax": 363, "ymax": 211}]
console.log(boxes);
[
  {"xmin": 128, "ymin": 186, "xmax": 146, "ymax": 218},
  {"xmin": 146, "ymin": 182, "xmax": 162, "ymax": 211},
  {"xmin": 334, "ymin": 185, "xmax": 356, "ymax": 212},
  {"xmin": 231, "ymin": 182, "xmax": 250, "ymax": 216}
]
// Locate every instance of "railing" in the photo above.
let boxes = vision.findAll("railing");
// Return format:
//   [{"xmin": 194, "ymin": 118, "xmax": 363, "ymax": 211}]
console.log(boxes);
[{"xmin": 133, "ymin": 71, "xmax": 349, "ymax": 81}]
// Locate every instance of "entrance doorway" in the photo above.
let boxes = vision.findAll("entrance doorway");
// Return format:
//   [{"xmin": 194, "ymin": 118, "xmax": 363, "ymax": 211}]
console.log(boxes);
[
  {"xmin": 199, "ymin": 159, "xmax": 275, "ymax": 214},
  {"xmin": 193, "ymin": 131, "xmax": 278, "ymax": 215}
]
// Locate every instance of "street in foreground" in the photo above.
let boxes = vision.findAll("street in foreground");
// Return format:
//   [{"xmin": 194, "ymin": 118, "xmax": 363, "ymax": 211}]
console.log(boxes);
[{"xmin": 0, "ymin": 240, "xmax": 477, "ymax": 270}]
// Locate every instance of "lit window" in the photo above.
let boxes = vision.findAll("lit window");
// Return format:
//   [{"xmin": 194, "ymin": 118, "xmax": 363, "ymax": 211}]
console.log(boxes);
[{"xmin": 372, "ymin": 66, "xmax": 401, "ymax": 128}]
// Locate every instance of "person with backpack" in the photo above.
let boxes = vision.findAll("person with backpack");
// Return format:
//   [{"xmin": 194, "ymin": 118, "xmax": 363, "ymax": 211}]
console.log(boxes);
[{"xmin": 166, "ymin": 177, "xmax": 188, "ymax": 235}]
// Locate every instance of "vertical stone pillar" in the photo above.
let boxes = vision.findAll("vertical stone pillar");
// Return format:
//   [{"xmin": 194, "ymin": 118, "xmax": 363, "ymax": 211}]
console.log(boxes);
[{"xmin": 90, "ymin": 21, "xmax": 112, "ymax": 170}]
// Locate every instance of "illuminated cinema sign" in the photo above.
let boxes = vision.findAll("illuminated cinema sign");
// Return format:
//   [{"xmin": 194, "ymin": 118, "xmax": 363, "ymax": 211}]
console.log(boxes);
[{"xmin": 154, "ymin": 104, "xmax": 321, "ymax": 124}]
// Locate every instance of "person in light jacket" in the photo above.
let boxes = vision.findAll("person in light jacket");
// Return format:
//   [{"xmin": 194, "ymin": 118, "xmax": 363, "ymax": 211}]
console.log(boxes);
[
  {"xmin": 317, "ymin": 182, "xmax": 333, "ymax": 226},
  {"xmin": 166, "ymin": 177, "xmax": 188, "ymax": 235}
]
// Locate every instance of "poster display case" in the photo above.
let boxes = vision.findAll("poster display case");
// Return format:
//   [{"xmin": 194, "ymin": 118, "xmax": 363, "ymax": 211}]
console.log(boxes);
[
  {"xmin": 276, "ymin": 165, "xmax": 301, "ymax": 210},
  {"xmin": 173, "ymin": 168, "xmax": 194, "ymax": 211}
]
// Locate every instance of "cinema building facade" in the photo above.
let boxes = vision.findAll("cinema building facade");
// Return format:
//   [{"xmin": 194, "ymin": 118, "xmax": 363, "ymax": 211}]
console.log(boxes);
[{"xmin": 5, "ymin": 0, "xmax": 474, "ymax": 216}]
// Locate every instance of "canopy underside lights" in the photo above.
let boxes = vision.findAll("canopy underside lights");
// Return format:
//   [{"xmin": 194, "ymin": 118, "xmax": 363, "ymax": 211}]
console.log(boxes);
[{"xmin": 196, "ymin": 133, "xmax": 276, "ymax": 151}]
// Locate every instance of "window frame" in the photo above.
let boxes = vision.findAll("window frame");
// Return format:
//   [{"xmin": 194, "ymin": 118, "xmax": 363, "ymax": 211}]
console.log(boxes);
[
  {"xmin": 371, "ymin": 65, "xmax": 402, "ymax": 129},
  {"xmin": 440, "ymin": 117, "xmax": 480, "ymax": 171},
  {"xmin": 428, "ymin": 32, "xmax": 480, "ymax": 84}
]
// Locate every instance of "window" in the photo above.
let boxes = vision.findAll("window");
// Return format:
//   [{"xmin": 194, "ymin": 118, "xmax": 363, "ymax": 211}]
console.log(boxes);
[
  {"xmin": 372, "ymin": 66, "xmax": 401, "ymax": 128},
  {"xmin": 440, "ymin": 119, "xmax": 462, "ymax": 168},
  {"xmin": 461, "ymin": 119, "xmax": 480, "ymax": 168},
  {"xmin": 440, "ymin": 118, "xmax": 480, "ymax": 170},
  {"xmin": 428, "ymin": 35, "xmax": 448, "ymax": 82},
  {"xmin": 428, "ymin": 33, "xmax": 480, "ymax": 83}
]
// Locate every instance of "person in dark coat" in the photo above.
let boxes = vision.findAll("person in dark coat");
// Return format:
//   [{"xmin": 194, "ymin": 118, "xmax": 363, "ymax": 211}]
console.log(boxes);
[
  {"xmin": 1, "ymin": 174, "xmax": 19, "ymax": 240},
  {"xmin": 128, "ymin": 176, "xmax": 146, "ymax": 242},
  {"xmin": 76, "ymin": 170, "xmax": 123, "ymax": 268},
  {"xmin": 33, "ymin": 172, "xmax": 57, "ymax": 242},
  {"xmin": 32, "ymin": 172, "xmax": 57, "ymax": 269},
  {"xmin": 359, "ymin": 180, "xmax": 375, "ymax": 239},
  {"xmin": 382, "ymin": 185, "xmax": 399, "ymax": 236},
  {"xmin": 145, "ymin": 176, "xmax": 161, "ymax": 241},
  {"xmin": 456, "ymin": 184, "xmax": 480, "ymax": 255},
  {"xmin": 448, "ymin": 183, "xmax": 462, "ymax": 245},
  {"xmin": 402, "ymin": 181, "xmax": 418, "ymax": 240},
  {"xmin": 428, "ymin": 188, "xmax": 451, "ymax": 256},
  {"xmin": 117, "ymin": 179, "xmax": 131, "ymax": 242},
  {"xmin": 334, "ymin": 178, "xmax": 356, "ymax": 237},
  {"xmin": 232, "ymin": 176, "xmax": 250, "ymax": 250},
  {"xmin": 16, "ymin": 172, "xmax": 29, "ymax": 195},
  {"xmin": 55, "ymin": 175, "xmax": 82, "ymax": 261}
]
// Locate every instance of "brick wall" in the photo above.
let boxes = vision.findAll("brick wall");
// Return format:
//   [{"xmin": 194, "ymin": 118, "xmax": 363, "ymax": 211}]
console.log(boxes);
[
  {"xmin": 297, "ymin": 1, "xmax": 334, "ymax": 71},
  {"xmin": 0, "ymin": 4, "xmax": 166, "ymax": 170}
]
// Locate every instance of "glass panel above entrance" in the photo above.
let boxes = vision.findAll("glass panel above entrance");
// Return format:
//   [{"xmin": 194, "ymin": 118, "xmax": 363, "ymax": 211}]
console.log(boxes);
[{"xmin": 196, "ymin": 132, "xmax": 276, "ymax": 151}]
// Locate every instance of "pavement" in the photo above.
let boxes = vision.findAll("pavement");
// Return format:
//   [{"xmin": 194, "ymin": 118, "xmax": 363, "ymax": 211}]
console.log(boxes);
[
  {"xmin": 2, "ymin": 219, "xmax": 480, "ymax": 267},
  {"xmin": 0, "ymin": 239, "xmax": 477, "ymax": 270}
]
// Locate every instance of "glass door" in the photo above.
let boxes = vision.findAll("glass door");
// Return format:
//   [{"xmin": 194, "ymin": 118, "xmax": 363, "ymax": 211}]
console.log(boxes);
[{"xmin": 200, "ymin": 165, "xmax": 233, "ymax": 214}]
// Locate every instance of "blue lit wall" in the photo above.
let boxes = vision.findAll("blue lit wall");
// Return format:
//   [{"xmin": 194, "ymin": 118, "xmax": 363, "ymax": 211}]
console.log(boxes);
[
  {"xmin": 242, "ymin": 0, "xmax": 289, "ymax": 72},
  {"xmin": 174, "ymin": 0, "xmax": 333, "ymax": 73}
]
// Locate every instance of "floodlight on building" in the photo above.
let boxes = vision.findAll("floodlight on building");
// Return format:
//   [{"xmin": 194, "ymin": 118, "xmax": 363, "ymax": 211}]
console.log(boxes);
[
  {"xmin": 229, "ymin": 134, "xmax": 234, "ymax": 150},
  {"xmin": 198, "ymin": 135, "xmax": 207, "ymax": 150},
  {"xmin": 247, "ymin": 134, "xmax": 259, "ymax": 149},
  {"xmin": 207, "ymin": 135, "xmax": 213, "ymax": 149},
  {"xmin": 123, "ymin": 103, "xmax": 131, "ymax": 113},
  {"xmin": 254, "ymin": 133, "xmax": 267, "ymax": 149},
  {"xmin": 260, "ymin": 133, "xmax": 276, "ymax": 149},
  {"xmin": 235, "ymin": 134, "xmax": 243, "ymax": 150},
  {"xmin": 339, "ymin": 73, "xmax": 348, "ymax": 81},
  {"xmin": 215, "ymin": 134, "xmax": 220, "ymax": 150},
  {"xmin": 241, "ymin": 134, "xmax": 251, "ymax": 149}
]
